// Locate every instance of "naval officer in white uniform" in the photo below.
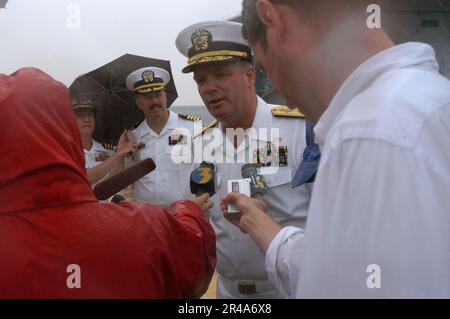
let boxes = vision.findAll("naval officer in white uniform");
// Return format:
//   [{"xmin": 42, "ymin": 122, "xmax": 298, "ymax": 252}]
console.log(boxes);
[
  {"xmin": 176, "ymin": 20, "xmax": 312, "ymax": 298},
  {"xmin": 73, "ymin": 96, "xmax": 137, "ymax": 186},
  {"xmin": 126, "ymin": 67, "xmax": 202, "ymax": 207}
]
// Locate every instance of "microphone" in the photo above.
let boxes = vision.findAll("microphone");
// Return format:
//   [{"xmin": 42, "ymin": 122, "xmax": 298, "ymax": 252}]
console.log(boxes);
[
  {"xmin": 225, "ymin": 164, "xmax": 267, "ymax": 216},
  {"xmin": 93, "ymin": 158, "xmax": 156, "ymax": 201},
  {"xmin": 241, "ymin": 164, "xmax": 268, "ymax": 197},
  {"xmin": 110, "ymin": 194, "xmax": 126, "ymax": 204},
  {"xmin": 190, "ymin": 161, "xmax": 216, "ymax": 197}
]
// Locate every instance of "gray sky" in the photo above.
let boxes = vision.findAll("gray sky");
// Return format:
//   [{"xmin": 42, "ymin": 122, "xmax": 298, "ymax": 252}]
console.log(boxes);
[{"xmin": 0, "ymin": 0, "xmax": 243, "ymax": 106}]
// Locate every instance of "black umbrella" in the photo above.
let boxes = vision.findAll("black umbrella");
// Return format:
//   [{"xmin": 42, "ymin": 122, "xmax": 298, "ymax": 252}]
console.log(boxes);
[
  {"xmin": 0, "ymin": 0, "xmax": 8, "ymax": 9},
  {"xmin": 69, "ymin": 54, "xmax": 178, "ymax": 145}
]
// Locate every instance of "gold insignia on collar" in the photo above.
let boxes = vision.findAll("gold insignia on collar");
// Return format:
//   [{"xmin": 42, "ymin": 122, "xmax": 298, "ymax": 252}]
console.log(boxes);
[
  {"xmin": 142, "ymin": 70, "xmax": 154, "ymax": 83},
  {"xmin": 271, "ymin": 105, "xmax": 305, "ymax": 118},
  {"xmin": 191, "ymin": 29, "xmax": 212, "ymax": 51}
]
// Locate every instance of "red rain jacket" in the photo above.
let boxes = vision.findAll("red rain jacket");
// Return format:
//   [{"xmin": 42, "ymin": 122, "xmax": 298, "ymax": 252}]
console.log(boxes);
[{"xmin": 0, "ymin": 68, "xmax": 216, "ymax": 298}]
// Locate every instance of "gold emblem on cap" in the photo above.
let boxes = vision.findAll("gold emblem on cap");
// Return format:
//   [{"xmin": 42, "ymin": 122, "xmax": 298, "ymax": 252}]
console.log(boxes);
[
  {"xmin": 142, "ymin": 70, "xmax": 154, "ymax": 83},
  {"xmin": 191, "ymin": 29, "xmax": 212, "ymax": 51},
  {"xmin": 77, "ymin": 96, "xmax": 92, "ymax": 106}
]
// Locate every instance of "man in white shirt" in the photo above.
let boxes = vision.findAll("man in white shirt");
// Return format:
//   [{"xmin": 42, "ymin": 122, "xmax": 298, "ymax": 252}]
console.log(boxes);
[
  {"xmin": 176, "ymin": 20, "xmax": 311, "ymax": 298},
  {"xmin": 221, "ymin": 0, "xmax": 450, "ymax": 298},
  {"xmin": 126, "ymin": 67, "xmax": 201, "ymax": 207}
]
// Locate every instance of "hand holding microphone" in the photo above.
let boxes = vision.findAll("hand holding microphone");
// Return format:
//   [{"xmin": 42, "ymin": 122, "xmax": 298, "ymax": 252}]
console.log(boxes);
[
  {"xmin": 225, "ymin": 164, "xmax": 268, "ymax": 217},
  {"xmin": 190, "ymin": 161, "xmax": 216, "ymax": 197},
  {"xmin": 241, "ymin": 164, "xmax": 268, "ymax": 198},
  {"xmin": 221, "ymin": 165, "xmax": 278, "ymax": 250},
  {"xmin": 220, "ymin": 192, "xmax": 271, "ymax": 239},
  {"xmin": 190, "ymin": 162, "xmax": 216, "ymax": 219},
  {"xmin": 191, "ymin": 193, "xmax": 214, "ymax": 219}
]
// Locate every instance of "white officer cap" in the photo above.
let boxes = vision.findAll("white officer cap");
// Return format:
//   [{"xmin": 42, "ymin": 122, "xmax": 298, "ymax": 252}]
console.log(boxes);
[
  {"xmin": 126, "ymin": 67, "xmax": 171, "ymax": 94},
  {"xmin": 176, "ymin": 20, "xmax": 252, "ymax": 73}
]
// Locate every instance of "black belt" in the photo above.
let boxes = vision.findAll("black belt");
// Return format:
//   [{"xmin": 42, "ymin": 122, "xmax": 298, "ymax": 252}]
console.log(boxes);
[{"xmin": 238, "ymin": 281, "xmax": 257, "ymax": 295}]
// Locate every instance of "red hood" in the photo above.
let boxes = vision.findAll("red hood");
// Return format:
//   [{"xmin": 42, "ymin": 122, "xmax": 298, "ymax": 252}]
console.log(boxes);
[
  {"xmin": 0, "ymin": 68, "xmax": 216, "ymax": 298},
  {"xmin": 0, "ymin": 68, "xmax": 96, "ymax": 214}
]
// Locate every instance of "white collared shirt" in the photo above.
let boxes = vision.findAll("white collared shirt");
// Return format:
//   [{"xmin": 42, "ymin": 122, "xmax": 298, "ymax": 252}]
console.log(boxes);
[
  {"xmin": 266, "ymin": 42, "xmax": 450, "ymax": 298},
  {"xmin": 84, "ymin": 140, "xmax": 113, "ymax": 169},
  {"xmin": 198, "ymin": 96, "xmax": 310, "ymax": 297},
  {"xmin": 132, "ymin": 110, "xmax": 198, "ymax": 207}
]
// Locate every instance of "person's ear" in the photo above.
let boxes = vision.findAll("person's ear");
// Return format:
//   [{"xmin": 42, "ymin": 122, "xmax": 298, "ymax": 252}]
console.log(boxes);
[
  {"xmin": 244, "ymin": 65, "xmax": 256, "ymax": 89},
  {"xmin": 256, "ymin": 0, "xmax": 284, "ymax": 46}
]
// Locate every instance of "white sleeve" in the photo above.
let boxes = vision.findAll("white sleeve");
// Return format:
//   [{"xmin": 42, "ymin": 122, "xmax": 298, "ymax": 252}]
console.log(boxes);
[
  {"xmin": 298, "ymin": 138, "xmax": 450, "ymax": 298},
  {"xmin": 265, "ymin": 226, "xmax": 305, "ymax": 298}
]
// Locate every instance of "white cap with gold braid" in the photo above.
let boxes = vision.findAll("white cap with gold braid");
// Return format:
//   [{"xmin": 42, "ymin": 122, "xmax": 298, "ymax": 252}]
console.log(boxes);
[
  {"xmin": 126, "ymin": 67, "xmax": 170, "ymax": 94},
  {"xmin": 176, "ymin": 20, "xmax": 252, "ymax": 73}
]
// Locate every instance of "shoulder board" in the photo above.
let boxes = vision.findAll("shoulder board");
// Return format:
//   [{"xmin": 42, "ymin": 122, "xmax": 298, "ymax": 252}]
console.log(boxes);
[
  {"xmin": 102, "ymin": 143, "xmax": 116, "ymax": 151},
  {"xmin": 271, "ymin": 105, "xmax": 305, "ymax": 119},
  {"xmin": 178, "ymin": 113, "xmax": 202, "ymax": 122},
  {"xmin": 194, "ymin": 119, "xmax": 219, "ymax": 139}
]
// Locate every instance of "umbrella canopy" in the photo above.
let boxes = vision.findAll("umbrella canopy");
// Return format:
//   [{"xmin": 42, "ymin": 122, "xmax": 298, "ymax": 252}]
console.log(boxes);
[
  {"xmin": 69, "ymin": 54, "xmax": 178, "ymax": 145},
  {"xmin": 0, "ymin": 0, "xmax": 8, "ymax": 9}
]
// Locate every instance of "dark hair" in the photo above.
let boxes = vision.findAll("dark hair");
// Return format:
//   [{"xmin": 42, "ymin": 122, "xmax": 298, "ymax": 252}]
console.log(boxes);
[
  {"xmin": 242, "ymin": 0, "xmax": 267, "ymax": 50},
  {"xmin": 242, "ymin": 0, "xmax": 301, "ymax": 51},
  {"xmin": 242, "ymin": 0, "xmax": 376, "ymax": 50}
]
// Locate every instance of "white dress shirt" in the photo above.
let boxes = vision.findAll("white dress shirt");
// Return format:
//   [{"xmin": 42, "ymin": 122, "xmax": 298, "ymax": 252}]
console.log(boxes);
[
  {"xmin": 84, "ymin": 140, "xmax": 113, "ymax": 169},
  {"xmin": 266, "ymin": 42, "xmax": 450, "ymax": 298},
  {"xmin": 83, "ymin": 140, "xmax": 115, "ymax": 188},
  {"xmin": 132, "ymin": 110, "xmax": 198, "ymax": 207},
  {"xmin": 199, "ymin": 96, "xmax": 311, "ymax": 298}
]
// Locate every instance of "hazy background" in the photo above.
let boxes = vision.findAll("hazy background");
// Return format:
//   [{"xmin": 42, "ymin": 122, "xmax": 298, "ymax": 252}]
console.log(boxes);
[{"xmin": 0, "ymin": 0, "xmax": 242, "ymax": 106}]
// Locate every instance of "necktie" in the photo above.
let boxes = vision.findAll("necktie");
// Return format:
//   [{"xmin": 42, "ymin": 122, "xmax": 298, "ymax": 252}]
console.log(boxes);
[{"xmin": 292, "ymin": 121, "xmax": 321, "ymax": 188}]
